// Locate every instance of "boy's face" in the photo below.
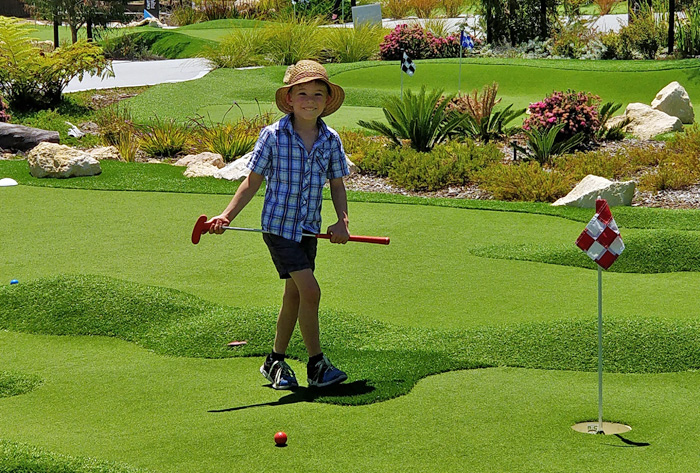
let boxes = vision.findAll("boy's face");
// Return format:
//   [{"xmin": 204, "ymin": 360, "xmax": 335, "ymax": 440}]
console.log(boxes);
[{"xmin": 286, "ymin": 80, "xmax": 331, "ymax": 122}]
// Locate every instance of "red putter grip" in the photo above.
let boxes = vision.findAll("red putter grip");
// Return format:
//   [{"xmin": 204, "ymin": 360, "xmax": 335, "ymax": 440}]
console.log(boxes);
[
  {"xmin": 316, "ymin": 234, "xmax": 390, "ymax": 245},
  {"xmin": 191, "ymin": 215, "xmax": 211, "ymax": 245}
]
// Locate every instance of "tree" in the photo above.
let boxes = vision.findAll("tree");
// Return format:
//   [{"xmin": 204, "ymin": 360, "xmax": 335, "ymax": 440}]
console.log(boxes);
[
  {"xmin": 479, "ymin": 0, "xmax": 559, "ymax": 46},
  {"xmin": 25, "ymin": 0, "xmax": 127, "ymax": 46}
]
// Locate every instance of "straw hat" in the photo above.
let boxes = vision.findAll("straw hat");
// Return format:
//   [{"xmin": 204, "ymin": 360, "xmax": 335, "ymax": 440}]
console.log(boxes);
[{"xmin": 275, "ymin": 60, "xmax": 345, "ymax": 117}]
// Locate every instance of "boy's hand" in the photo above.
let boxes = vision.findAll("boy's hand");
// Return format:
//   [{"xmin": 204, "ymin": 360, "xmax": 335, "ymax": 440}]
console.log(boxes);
[
  {"xmin": 327, "ymin": 220, "xmax": 349, "ymax": 244},
  {"xmin": 207, "ymin": 215, "xmax": 230, "ymax": 234}
]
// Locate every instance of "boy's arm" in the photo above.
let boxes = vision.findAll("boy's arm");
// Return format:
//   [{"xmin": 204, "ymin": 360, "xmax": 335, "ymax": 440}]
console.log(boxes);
[
  {"xmin": 326, "ymin": 177, "xmax": 350, "ymax": 244},
  {"xmin": 207, "ymin": 172, "xmax": 264, "ymax": 234}
]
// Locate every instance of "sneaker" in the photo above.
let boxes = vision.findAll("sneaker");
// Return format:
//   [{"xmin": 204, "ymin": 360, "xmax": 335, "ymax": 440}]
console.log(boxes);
[
  {"xmin": 260, "ymin": 360, "xmax": 298, "ymax": 390},
  {"xmin": 307, "ymin": 355, "xmax": 347, "ymax": 388}
]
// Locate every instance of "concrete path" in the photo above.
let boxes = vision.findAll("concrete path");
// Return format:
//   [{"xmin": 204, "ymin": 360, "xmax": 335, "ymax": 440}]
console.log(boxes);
[{"xmin": 64, "ymin": 58, "xmax": 214, "ymax": 93}]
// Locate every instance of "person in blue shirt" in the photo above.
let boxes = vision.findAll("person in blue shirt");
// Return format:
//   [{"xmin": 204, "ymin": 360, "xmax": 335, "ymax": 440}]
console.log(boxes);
[{"xmin": 207, "ymin": 60, "xmax": 350, "ymax": 390}]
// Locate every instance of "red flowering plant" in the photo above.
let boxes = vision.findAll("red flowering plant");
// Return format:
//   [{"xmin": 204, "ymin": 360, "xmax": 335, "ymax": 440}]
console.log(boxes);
[
  {"xmin": 523, "ymin": 90, "xmax": 601, "ymax": 143},
  {"xmin": 380, "ymin": 23, "xmax": 445, "ymax": 60},
  {"xmin": 0, "ymin": 95, "xmax": 10, "ymax": 123}
]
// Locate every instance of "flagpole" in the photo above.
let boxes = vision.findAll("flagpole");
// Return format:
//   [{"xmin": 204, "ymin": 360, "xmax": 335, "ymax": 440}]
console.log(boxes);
[
  {"xmin": 458, "ymin": 30, "xmax": 463, "ymax": 93},
  {"xmin": 400, "ymin": 58, "xmax": 404, "ymax": 99},
  {"xmin": 597, "ymin": 265, "xmax": 604, "ymax": 433}
]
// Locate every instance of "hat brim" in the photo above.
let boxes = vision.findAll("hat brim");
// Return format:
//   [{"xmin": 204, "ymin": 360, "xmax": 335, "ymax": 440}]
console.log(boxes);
[{"xmin": 275, "ymin": 77, "xmax": 345, "ymax": 117}]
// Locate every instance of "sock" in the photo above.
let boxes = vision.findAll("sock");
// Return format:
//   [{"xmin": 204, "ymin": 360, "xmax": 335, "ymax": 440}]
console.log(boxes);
[
  {"xmin": 308, "ymin": 353, "xmax": 324, "ymax": 370},
  {"xmin": 265, "ymin": 351, "xmax": 285, "ymax": 368}
]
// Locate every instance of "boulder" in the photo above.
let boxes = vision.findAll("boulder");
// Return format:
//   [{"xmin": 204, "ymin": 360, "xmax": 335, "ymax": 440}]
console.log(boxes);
[
  {"xmin": 651, "ymin": 81, "xmax": 695, "ymax": 124},
  {"xmin": 87, "ymin": 146, "xmax": 121, "ymax": 161},
  {"xmin": 183, "ymin": 162, "xmax": 219, "ymax": 178},
  {"xmin": 0, "ymin": 122, "xmax": 60, "ymax": 152},
  {"xmin": 552, "ymin": 174, "xmax": 635, "ymax": 208},
  {"xmin": 174, "ymin": 152, "xmax": 225, "ymax": 169},
  {"xmin": 623, "ymin": 103, "xmax": 683, "ymax": 140},
  {"xmin": 27, "ymin": 142, "xmax": 101, "ymax": 178},
  {"xmin": 214, "ymin": 154, "xmax": 252, "ymax": 181}
]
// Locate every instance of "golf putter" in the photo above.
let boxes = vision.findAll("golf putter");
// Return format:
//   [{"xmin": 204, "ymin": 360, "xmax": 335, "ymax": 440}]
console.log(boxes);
[{"xmin": 191, "ymin": 215, "xmax": 390, "ymax": 245}]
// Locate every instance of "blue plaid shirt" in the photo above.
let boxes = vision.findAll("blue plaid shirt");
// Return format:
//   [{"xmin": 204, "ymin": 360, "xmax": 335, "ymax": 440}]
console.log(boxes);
[{"xmin": 247, "ymin": 115, "xmax": 349, "ymax": 242}]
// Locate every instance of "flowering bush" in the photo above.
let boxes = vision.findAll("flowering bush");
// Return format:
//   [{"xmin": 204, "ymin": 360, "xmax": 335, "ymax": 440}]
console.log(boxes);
[
  {"xmin": 0, "ymin": 95, "xmax": 10, "ymax": 123},
  {"xmin": 379, "ymin": 23, "xmax": 461, "ymax": 60},
  {"xmin": 523, "ymin": 90, "xmax": 601, "ymax": 141}
]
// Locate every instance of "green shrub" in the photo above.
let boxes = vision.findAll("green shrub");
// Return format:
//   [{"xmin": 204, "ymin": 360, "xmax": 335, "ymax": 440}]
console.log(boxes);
[
  {"xmin": 339, "ymin": 130, "xmax": 393, "ymax": 176},
  {"xmin": 554, "ymin": 149, "xmax": 639, "ymax": 182},
  {"xmin": 676, "ymin": 2, "xmax": 700, "ymax": 57},
  {"xmin": 193, "ymin": 123, "xmax": 257, "ymax": 162},
  {"xmin": 387, "ymin": 140, "xmax": 502, "ymax": 191},
  {"xmin": 101, "ymin": 32, "xmax": 163, "ymax": 60},
  {"xmin": 519, "ymin": 123, "xmax": 585, "ymax": 165},
  {"xmin": 550, "ymin": 19, "xmax": 597, "ymax": 58},
  {"xmin": 171, "ymin": 5, "xmax": 205, "ymax": 25},
  {"xmin": 618, "ymin": 4, "xmax": 666, "ymax": 59},
  {"xmin": 139, "ymin": 118, "xmax": 191, "ymax": 158},
  {"xmin": 475, "ymin": 161, "xmax": 573, "ymax": 202},
  {"xmin": 599, "ymin": 31, "xmax": 631, "ymax": 59},
  {"xmin": 322, "ymin": 25, "xmax": 385, "ymax": 63},
  {"xmin": 95, "ymin": 104, "xmax": 138, "ymax": 147},
  {"xmin": 638, "ymin": 162, "xmax": 696, "ymax": 191},
  {"xmin": 359, "ymin": 86, "xmax": 466, "ymax": 152},
  {"xmin": 595, "ymin": 101, "xmax": 630, "ymax": 141},
  {"xmin": 262, "ymin": 15, "xmax": 325, "ymax": 65},
  {"xmin": 0, "ymin": 17, "xmax": 111, "ymax": 111},
  {"xmin": 204, "ymin": 27, "xmax": 265, "ymax": 68}
]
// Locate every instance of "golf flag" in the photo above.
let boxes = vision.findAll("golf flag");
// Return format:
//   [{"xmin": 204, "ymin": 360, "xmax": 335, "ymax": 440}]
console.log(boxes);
[
  {"xmin": 401, "ymin": 52, "xmax": 415, "ymax": 76},
  {"xmin": 575, "ymin": 199, "xmax": 624, "ymax": 270},
  {"xmin": 460, "ymin": 31, "xmax": 474, "ymax": 50},
  {"xmin": 144, "ymin": 9, "xmax": 155, "ymax": 18}
]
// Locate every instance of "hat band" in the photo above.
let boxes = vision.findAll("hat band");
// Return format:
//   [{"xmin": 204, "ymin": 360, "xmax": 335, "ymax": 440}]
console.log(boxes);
[{"xmin": 286, "ymin": 70, "xmax": 330, "ymax": 85}]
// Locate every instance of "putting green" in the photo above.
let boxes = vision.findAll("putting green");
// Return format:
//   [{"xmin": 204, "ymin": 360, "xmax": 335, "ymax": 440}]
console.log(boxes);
[{"xmin": 1, "ymin": 330, "xmax": 699, "ymax": 472}]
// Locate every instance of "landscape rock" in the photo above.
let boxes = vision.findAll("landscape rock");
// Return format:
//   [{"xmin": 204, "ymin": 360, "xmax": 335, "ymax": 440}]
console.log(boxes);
[
  {"xmin": 0, "ymin": 122, "xmax": 60, "ymax": 152},
  {"xmin": 87, "ymin": 146, "xmax": 121, "ymax": 161},
  {"xmin": 552, "ymin": 174, "xmax": 635, "ymax": 208},
  {"xmin": 214, "ymin": 153, "xmax": 252, "ymax": 181},
  {"xmin": 27, "ymin": 142, "xmax": 101, "ymax": 178},
  {"xmin": 174, "ymin": 152, "xmax": 225, "ymax": 169},
  {"xmin": 0, "ymin": 177, "xmax": 18, "ymax": 187},
  {"xmin": 623, "ymin": 103, "xmax": 682, "ymax": 140},
  {"xmin": 183, "ymin": 162, "xmax": 219, "ymax": 178},
  {"xmin": 651, "ymin": 81, "xmax": 695, "ymax": 124}
]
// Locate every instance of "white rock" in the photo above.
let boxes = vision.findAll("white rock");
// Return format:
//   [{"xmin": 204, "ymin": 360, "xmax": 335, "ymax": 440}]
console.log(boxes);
[
  {"xmin": 26, "ymin": 142, "xmax": 101, "ymax": 178},
  {"xmin": 87, "ymin": 146, "xmax": 121, "ymax": 161},
  {"xmin": 174, "ymin": 152, "xmax": 225, "ymax": 169},
  {"xmin": 0, "ymin": 177, "xmax": 18, "ymax": 187},
  {"xmin": 651, "ymin": 81, "xmax": 695, "ymax": 124},
  {"xmin": 552, "ymin": 174, "xmax": 635, "ymax": 208},
  {"xmin": 214, "ymin": 153, "xmax": 252, "ymax": 181},
  {"xmin": 183, "ymin": 162, "xmax": 219, "ymax": 178},
  {"xmin": 624, "ymin": 103, "xmax": 683, "ymax": 140}
]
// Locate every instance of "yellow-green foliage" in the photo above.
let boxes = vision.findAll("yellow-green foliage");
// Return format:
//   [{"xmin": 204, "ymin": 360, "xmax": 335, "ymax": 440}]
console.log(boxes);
[
  {"xmin": 0, "ymin": 17, "xmax": 111, "ymax": 111},
  {"xmin": 475, "ymin": 161, "xmax": 573, "ymax": 202},
  {"xmin": 322, "ymin": 25, "xmax": 385, "ymax": 63}
]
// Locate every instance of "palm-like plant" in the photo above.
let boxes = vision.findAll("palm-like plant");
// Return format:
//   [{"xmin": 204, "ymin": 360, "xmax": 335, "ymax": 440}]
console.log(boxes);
[
  {"xmin": 358, "ymin": 86, "xmax": 467, "ymax": 152},
  {"xmin": 519, "ymin": 122, "xmax": 584, "ymax": 165}
]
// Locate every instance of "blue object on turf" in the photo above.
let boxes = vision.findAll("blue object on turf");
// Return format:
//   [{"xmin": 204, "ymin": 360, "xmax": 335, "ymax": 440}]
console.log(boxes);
[{"xmin": 10, "ymin": 279, "xmax": 18, "ymax": 285}]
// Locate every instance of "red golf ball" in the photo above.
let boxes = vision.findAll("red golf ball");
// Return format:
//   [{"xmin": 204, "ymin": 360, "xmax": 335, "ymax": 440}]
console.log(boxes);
[{"xmin": 274, "ymin": 431, "xmax": 287, "ymax": 445}]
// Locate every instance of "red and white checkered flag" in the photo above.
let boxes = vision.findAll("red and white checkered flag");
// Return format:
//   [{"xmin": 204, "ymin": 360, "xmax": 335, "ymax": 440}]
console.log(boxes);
[{"xmin": 575, "ymin": 199, "xmax": 624, "ymax": 270}]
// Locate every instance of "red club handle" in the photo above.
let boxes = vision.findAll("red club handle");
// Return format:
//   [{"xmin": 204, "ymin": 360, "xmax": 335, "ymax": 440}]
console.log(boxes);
[
  {"xmin": 191, "ymin": 215, "xmax": 209, "ymax": 244},
  {"xmin": 315, "ymin": 234, "xmax": 390, "ymax": 245}
]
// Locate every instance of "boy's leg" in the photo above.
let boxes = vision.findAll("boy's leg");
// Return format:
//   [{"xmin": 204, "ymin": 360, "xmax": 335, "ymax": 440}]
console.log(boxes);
[
  {"xmin": 273, "ymin": 278, "xmax": 301, "ymax": 355},
  {"xmin": 288, "ymin": 268, "xmax": 322, "ymax": 357}
]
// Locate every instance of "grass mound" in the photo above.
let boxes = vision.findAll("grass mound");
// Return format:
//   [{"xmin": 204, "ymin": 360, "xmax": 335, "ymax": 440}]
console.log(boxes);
[
  {"xmin": 0, "ymin": 439, "xmax": 149, "ymax": 473},
  {"xmin": 471, "ymin": 229, "xmax": 700, "ymax": 273},
  {"xmin": 0, "ymin": 371, "xmax": 42, "ymax": 398},
  {"xmin": 104, "ymin": 30, "xmax": 217, "ymax": 59},
  {"xmin": 1, "ymin": 275, "xmax": 699, "ymax": 405}
]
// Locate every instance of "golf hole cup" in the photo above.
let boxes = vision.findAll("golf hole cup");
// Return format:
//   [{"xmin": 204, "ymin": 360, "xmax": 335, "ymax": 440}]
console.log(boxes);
[{"xmin": 274, "ymin": 431, "xmax": 287, "ymax": 446}]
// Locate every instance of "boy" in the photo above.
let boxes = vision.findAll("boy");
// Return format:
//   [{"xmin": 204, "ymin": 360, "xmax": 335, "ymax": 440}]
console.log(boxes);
[{"xmin": 207, "ymin": 60, "xmax": 350, "ymax": 390}]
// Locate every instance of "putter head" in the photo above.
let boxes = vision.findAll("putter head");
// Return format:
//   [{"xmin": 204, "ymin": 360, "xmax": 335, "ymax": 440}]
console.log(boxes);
[{"xmin": 191, "ymin": 215, "xmax": 209, "ymax": 245}]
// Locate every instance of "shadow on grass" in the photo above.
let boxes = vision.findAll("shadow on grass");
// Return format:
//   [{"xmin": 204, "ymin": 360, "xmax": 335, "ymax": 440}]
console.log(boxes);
[
  {"xmin": 606, "ymin": 434, "xmax": 651, "ymax": 448},
  {"xmin": 207, "ymin": 380, "xmax": 375, "ymax": 412}
]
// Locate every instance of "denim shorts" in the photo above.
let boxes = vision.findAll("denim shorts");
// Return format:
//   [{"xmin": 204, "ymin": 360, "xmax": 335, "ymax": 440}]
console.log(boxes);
[{"xmin": 262, "ymin": 233, "xmax": 317, "ymax": 279}]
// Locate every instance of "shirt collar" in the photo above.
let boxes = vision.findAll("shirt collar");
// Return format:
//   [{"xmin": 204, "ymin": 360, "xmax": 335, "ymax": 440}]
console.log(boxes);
[{"xmin": 282, "ymin": 114, "xmax": 330, "ymax": 144}]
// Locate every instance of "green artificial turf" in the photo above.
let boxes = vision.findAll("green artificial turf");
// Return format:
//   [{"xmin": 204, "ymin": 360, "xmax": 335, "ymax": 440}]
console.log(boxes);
[
  {"xmin": 1, "ymin": 274, "xmax": 699, "ymax": 407},
  {"xmin": 0, "ymin": 439, "xmax": 148, "ymax": 473},
  {"xmin": 0, "ymin": 371, "xmax": 42, "ymax": 398},
  {"xmin": 123, "ymin": 60, "xmax": 700, "ymax": 128}
]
